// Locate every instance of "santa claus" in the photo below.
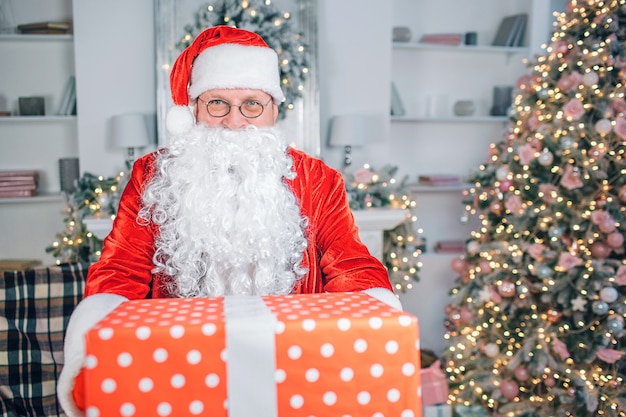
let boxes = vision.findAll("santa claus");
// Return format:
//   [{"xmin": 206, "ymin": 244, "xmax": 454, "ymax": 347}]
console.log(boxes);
[{"xmin": 58, "ymin": 25, "xmax": 400, "ymax": 416}]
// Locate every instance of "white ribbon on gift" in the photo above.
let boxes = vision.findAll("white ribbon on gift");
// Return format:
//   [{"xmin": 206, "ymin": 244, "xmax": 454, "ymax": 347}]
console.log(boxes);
[{"xmin": 224, "ymin": 295, "xmax": 278, "ymax": 417}]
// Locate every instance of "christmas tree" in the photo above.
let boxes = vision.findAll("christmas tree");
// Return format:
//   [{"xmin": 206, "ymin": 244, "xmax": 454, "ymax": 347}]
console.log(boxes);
[{"xmin": 442, "ymin": 1, "xmax": 626, "ymax": 416}]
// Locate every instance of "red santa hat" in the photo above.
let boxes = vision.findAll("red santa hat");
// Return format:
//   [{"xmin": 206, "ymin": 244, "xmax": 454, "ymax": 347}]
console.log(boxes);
[{"xmin": 166, "ymin": 25, "xmax": 285, "ymax": 135}]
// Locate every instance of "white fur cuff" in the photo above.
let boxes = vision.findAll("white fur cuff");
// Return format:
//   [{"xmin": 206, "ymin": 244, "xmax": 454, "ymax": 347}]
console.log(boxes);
[
  {"xmin": 362, "ymin": 287, "xmax": 403, "ymax": 310},
  {"xmin": 57, "ymin": 293, "xmax": 128, "ymax": 417}
]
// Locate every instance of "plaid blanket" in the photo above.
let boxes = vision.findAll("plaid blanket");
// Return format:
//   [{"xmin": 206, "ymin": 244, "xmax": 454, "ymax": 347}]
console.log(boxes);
[{"xmin": 0, "ymin": 263, "xmax": 88, "ymax": 417}]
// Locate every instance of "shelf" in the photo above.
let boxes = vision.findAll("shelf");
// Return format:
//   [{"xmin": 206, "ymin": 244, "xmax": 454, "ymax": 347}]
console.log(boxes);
[
  {"xmin": 0, "ymin": 192, "xmax": 63, "ymax": 204},
  {"xmin": 393, "ymin": 42, "xmax": 529, "ymax": 55},
  {"xmin": 409, "ymin": 184, "xmax": 471, "ymax": 193},
  {"xmin": 0, "ymin": 33, "xmax": 73, "ymax": 42},
  {"xmin": 391, "ymin": 115, "xmax": 508, "ymax": 123},
  {"xmin": 0, "ymin": 115, "xmax": 76, "ymax": 123}
]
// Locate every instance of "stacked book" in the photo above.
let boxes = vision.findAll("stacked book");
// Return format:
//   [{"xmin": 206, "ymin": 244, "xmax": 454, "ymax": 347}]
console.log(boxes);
[
  {"xmin": 418, "ymin": 174, "xmax": 461, "ymax": 186},
  {"xmin": 434, "ymin": 240, "xmax": 466, "ymax": 254},
  {"xmin": 419, "ymin": 33, "xmax": 463, "ymax": 46},
  {"xmin": 0, "ymin": 170, "xmax": 39, "ymax": 198},
  {"xmin": 17, "ymin": 21, "xmax": 71, "ymax": 35}
]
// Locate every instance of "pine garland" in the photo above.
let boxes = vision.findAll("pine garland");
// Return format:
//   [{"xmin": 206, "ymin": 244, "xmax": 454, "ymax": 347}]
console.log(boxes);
[{"xmin": 47, "ymin": 172, "xmax": 122, "ymax": 264}]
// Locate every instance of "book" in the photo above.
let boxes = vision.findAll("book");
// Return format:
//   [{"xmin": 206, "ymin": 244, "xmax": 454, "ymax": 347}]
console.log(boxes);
[
  {"xmin": 418, "ymin": 175, "xmax": 461, "ymax": 186},
  {"xmin": 17, "ymin": 21, "xmax": 70, "ymax": 33},
  {"xmin": 0, "ymin": 182, "xmax": 37, "ymax": 191},
  {"xmin": 434, "ymin": 240, "xmax": 465, "ymax": 254},
  {"xmin": 0, "ymin": 170, "xmax": 39, "ymax": 179},
  {"xmin": 419, "ymin": 33, "xmax": 463, "ymax": 46},
  {"xmin": 0, "ymin": 189, "xmax": 35, "ymax": 198},
  {"xmin": 57, "ymin": 76, "xmax": 76, "ymax": 116},
  {"xmin": 391, "ymin": 82, "xmax": 406, "ymax": 116},
  {"xmin": 492, "ymin": 14, "xmax": 527, "ymax": 47},
  {"xmin": 0, "ymin": 258, "xmax": 42, "ymax": 272}
]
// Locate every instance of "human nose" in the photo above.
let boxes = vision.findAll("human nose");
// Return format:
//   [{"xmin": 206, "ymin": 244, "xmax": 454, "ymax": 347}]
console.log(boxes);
[{"xmin": 218, "ymin": 107, "xmax": 249, "ymax": 129}]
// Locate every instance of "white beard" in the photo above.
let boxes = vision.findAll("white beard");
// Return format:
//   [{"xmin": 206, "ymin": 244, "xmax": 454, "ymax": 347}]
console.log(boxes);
[{"xmin": 138, "ymin": 125, "xmax": 308, "ymax": 297}]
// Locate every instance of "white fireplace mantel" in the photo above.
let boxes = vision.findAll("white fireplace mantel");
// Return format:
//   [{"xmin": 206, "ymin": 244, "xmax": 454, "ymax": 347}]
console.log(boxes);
[
  {"xmin": 352, "ymin": 207, "xmax": 408, "ymax": 260},
  {"xmin": 83, "ymin": 207, "xmax": 408, "ymax": 261}
]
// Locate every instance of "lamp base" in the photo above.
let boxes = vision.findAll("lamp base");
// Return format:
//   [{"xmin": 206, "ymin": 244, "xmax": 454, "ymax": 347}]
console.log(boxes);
[{"xmin": 343, "ymin": 145, "xmax": 352, "ymax": 170}]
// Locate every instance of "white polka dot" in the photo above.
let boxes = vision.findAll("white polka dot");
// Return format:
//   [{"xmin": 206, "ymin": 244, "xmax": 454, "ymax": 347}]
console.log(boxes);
[
  {"xmin": 288, "ymin": 345, "xmax": 302, "ymax": 359},
  {"xmin": 275, "ymin": 369, "xmax": 286, "ymax": 383},
  {"xmin": 117, "ymin": 352, "xmax": 132, "ymax": 367},
  {"xmin": 386, "ymin": 340, "xmax": 399, "ymax": 354},
  {"xmin": 136, "ymin": 326, "xmax": 151, "ymax": 340},
  {"xmin": 221, "ymin": 348, "xmax": 228, "ymax": 362},
  {"xmin": 290, "ymin": 395, "xmax": 304, "ymax": 409},
  {"xmin": 138, "ymin": 378, "xmax": 154, "ymax": 392},
  {"xmin": 98, "ymin": 328, "xmax": 113, "ymax": 340},
  {"xmin": 171, "ymin": 374, "xmax": 185, "ymax": 388},
  {"xmin": 189, "ymin": 400, "xmax": 204, "ymax": 415},
  {"xmin": 201, "ymin": 323, "xmax": 216, "ymax": 336},
  {"xmin": 323, "ymin": 391, "xmax": 337, "ymax": 405},
  {"xmin": 354, "ymin": 338, "xmax": 367, "ymax": 353},
  {"xmin": 370, "ymin": 363, "xmax": 384, "ymax": 378},
  {"xmin": 340, "ymin": 367, "xmax": 354, "ymax": 382},
  {"xmin": 187, "ymin": 350, "xmax": 202, "ymax": 364},
  {"xmin": 401, "ymin": 410, "xmax": 415, "ymax": 417},
  {"xmin": 205, "ymin": 373, "xmax": 220, "ymax": 388},
  {"xmin": 398, "ymin": 315, "xmax": 413, "ymax": 326},
  {"xmin": 85, "ymin": 355, "xmax": 98, "ymax": 369},
  {"xmin": 156, "ymin": 402, "xmax": 172, "ymax": 416},
  {"xmin": 402, "ymin": 362, "xmax": 416, "ymax": 376},
  {"xmin": 275, "ymin": 321, "xmax": 286, "ymax": 334},
  {"xmin": 86, "ymin": 406, "xmax": 100, "ymax": 417},
  {"xmin": 101, "ymin": 378, "xmax": 116, "ymax": 393},
  {"xmin": 369, "ymin": 317, "xmax": 383, "ymax": 329},
  {"xmin": 387, "ymin": 388, "xmax": 401, "ymax": 402},
  {"xmin": 153, "ymin": 348, "xmax": 168, "ymax": 363},
  {"xmin": 302, "ymin": 319, "xmax": 316, "ymax": 331},
  {"xmin": 337, "ymin": 318, "xmax": 352, "ymax": 332},
  {"xmin": 120, "ymin": 402, "xmax": 135, "ymax": 416},
  {"xmin": 170, "ymin": 325, "xmax": 185, "ymax": 338},
  {"xmin": 320, "ymin": 343, "xmax": 334, "ymax": 357},
  {"xmin": 305, "ymin": 368, "xmax": 319, "ymax": 382},
  {"xmin": 357, "ymin": 391, "xmax": 371, "ymax": 405},
  {"xmin": 373, "ymin": 413, "xmax": 384, "ymax": 417}
]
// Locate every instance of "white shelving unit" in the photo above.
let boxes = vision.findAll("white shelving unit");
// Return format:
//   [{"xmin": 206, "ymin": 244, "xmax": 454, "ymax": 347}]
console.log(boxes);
[
  {"xmin": 392, "ymin": 0, "xmax": 566, "ymax": 354},
  {"xmin": 0, "ymin": 1, "xmax": 76, "ymax": 264}
]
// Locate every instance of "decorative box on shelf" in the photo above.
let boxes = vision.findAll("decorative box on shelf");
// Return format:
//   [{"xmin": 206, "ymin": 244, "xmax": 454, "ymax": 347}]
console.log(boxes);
[{"xmin": 81, "ymin": 292, "xmax": 422, "ymax": 416}]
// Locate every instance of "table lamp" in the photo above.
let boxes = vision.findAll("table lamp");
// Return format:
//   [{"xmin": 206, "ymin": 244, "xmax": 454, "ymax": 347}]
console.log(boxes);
[
  {"xmin": 328, "ymin": 114, "xmax": 385, "ymax": 170},
  {"xmin": 111, "ymin": 113, "xmax": 151, "ymax": 169}
]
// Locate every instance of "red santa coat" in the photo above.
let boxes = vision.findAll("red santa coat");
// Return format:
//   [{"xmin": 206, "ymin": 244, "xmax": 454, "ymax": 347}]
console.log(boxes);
[{"xmin": 85, "ymin": 147, "xmax": 392, "ymax": 299}]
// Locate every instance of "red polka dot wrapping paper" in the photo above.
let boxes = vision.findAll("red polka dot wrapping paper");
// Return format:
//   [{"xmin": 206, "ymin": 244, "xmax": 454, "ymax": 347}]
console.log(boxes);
[{"xmin": 83, "ymin": 292, "xmax": 422, "ymax": 417}]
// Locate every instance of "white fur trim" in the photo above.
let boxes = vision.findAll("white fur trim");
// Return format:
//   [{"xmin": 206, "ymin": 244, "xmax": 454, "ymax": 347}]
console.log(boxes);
[
  {"xmin": 189, "ymin": 43, "xmax": 285, "ymax": 103},
  {"xmin": 57, "ymin": 293, "xmax": 128, "ymax": 417},
  {"xmin": 362, "ymin": 288, "xmax": 403, "ymax": 310},
  {"xmin": 166, "ymin": 105, "xmax": 195, "ymax": 136}
]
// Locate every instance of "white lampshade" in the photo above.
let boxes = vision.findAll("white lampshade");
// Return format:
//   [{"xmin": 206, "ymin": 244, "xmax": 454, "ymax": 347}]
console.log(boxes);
[
  {"xmin": 328, "ymin": 113, "xmax": 385, "ymax": 147},
  {"xmin": 111, "ymin": 113, "xmax": 151, "ymax": 149}
]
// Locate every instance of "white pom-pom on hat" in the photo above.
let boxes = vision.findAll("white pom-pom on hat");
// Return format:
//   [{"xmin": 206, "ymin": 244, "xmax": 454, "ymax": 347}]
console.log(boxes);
[{"xmin": 166, "ymin": 105, "xmax": 195, "ymax": 136}]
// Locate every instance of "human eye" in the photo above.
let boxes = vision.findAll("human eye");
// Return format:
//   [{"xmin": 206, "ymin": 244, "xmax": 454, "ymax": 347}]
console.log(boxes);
[
  {"xmin": 209, "ymin": 99, "xmax": 227, "ymax": 106},
  {"xmin": 244, "ymin": 99, "xmax": 262, "ymax": 108}
]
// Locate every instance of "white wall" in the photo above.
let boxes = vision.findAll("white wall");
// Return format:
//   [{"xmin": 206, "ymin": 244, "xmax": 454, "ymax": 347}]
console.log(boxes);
[{"xmin": 73, "ymin": 1, "xmax": 156, "ymax": 178}]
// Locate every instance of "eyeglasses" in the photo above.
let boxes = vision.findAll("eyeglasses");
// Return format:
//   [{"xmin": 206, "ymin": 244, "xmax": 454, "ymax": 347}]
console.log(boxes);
[{"xmin": 197, "ymin": 97, "xmax": 273, "ymax": 118}]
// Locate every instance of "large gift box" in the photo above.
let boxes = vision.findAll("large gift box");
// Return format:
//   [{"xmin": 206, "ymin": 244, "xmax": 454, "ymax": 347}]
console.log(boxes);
[{"xmin": 83, "ymin": 292, "xmax": 422, "ymax": 416}]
